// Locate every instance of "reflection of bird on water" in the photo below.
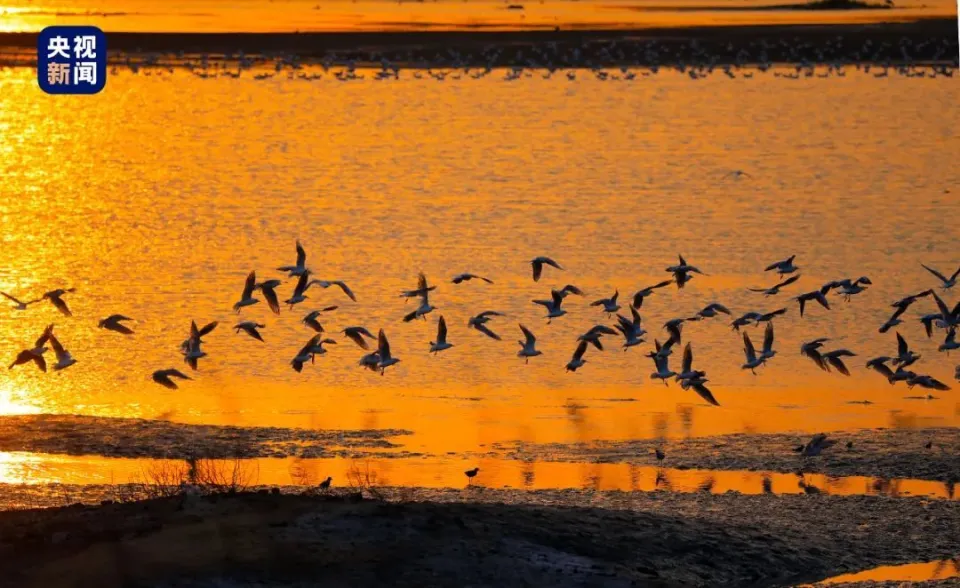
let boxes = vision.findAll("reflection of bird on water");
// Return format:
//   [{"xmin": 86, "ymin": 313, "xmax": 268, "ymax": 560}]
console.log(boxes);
[{"xmin": 762, "ymin": 475, "xmax": 773, "ymax": 494}]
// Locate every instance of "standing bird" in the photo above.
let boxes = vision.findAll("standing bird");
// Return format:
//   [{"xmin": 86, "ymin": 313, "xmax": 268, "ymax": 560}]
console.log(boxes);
[
  {"xmin": 429, "ymin": 316, "xmax": 454, "ymax": 354},
  {"xmin": 47, "ymin": 330, "xmax": 77, "ymax": 371},
  {"xmin": 565, "ymin": 340, "xmax": 589, "ymax": 372},
  {"xmin": 284, "ymin": 272, "xmax": 311, "ymax": 309},
  {"xmin": 468, "ymin": 311, "xmax": 504, "ymax": 340},
  {"xmin": 42, "ymin": 288, "xmax": 75, "ymax": 317},
  {"xmin": 464, "ymin": 467, "xmax": 480, "ymax": 484},
  {"xmin": 590, "ymin": 290, "xmax": 621, "ymax": 315},
  {"xmin": 530, "ymin": 256, "xmax": 562, "ymax": 282},
  {"xmin": 256, "ymin": 279, "xmax": 282, "ymax": 315},
  {"xmin": 233, "ymin": 271, "xmax": 260, "ymax": 313},
  {"xmin": 307, "ymin": 279, "xmax": 357, "ymax": 302},
  {"xmin": 152, "ymin": 369, "xmax": 191, "ymax": 390},
  {"xmin": 533, "ymin": 289, "xmax": 568, "ymax": 323},
  {"xmin": 920, "ymin": 263, "xmax": 959, "ymax": 289},
  {"xmin": 516, "ymin": 324, "xmax": 542, "ymax": 363},
  {"xmin": 98, "ymin": 314, "xmax": 135, "ymax": 335},
  {"xmin": 800, "ymin": 338, "xmax": 830, "ymax": 371},
  {"xmin": 749, "ymin": 274, "xmax": 800, "ymax": 296},
  {"xmin": 376, "ymin": 329, "xmax": 400, "ymax": 375},
  {"xmin": 794, "ymin": 288, "xmax": 831, "ymax": 317},
  {"xmin": 452, "ymin": 273, "xmax": 493, "ymax": 285},
  {"xmin": 631, "ymin": 280, "xmax": 673, "ymax": 309},
  {"xmin": 235, "ymin": 321, "xmax": 266, "ymax": 342},
  {"xmin": 318, "ymin": 476, "xmax": 332, "ymax": 490},
  {"xmin": 0, "ymin": 291, "xmax": 39, "ymax": 310},
  {"xmin": 8, "ymin": 325, "xmax": 52, "ymax": 372},
  {"xmin": 403, "ymin": 273, "xmax": 436, "ymax": 322},
  {"xmin": 822, "ymin": 349, "xmax": 856, "ymax": 375},
  {"xmin": 277, "ymin": 240, "xmax": 309, "ymax": 278},
  {"xmin": 893, "ymin": 332, "xmax": 920, "ymax": 368},
  {"xmin": 765, "ymin": 255, "xmax": 799, "ymax": 275},
  {"xmin": 342, "ymin": 326, "xmax": 377, "ymax": 350}
]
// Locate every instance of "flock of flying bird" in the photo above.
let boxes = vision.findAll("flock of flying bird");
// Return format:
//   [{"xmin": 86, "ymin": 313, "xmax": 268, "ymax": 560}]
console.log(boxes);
[{"xmin": 4, "ymin": 244, "xmax": 959, "ymax": 409}]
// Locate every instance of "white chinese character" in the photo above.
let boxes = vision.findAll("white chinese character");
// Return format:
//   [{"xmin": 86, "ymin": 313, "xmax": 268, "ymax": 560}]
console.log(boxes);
[
  {"xmin": 73, "ymin": 35, "xmax": 97, "ymax": 59},
  {"xmin": 74, "ymin": 62, "xmax": 97, "ymax": 85},
  {"xmin": 47, "ymin": 36, "xmax": 70, "ymax": 59}
]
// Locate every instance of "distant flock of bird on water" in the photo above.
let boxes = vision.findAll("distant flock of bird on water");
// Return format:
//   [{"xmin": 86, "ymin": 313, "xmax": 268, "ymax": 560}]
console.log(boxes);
[{"xmin": 4, "ymin": 243, "xmax": 959, "ymax": 410}]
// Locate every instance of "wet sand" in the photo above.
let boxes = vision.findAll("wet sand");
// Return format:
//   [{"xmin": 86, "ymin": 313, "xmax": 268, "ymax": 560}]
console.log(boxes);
[
  {"xmin": 0, "ymin": 487, "xmax": 957, "ymax": 587},
  {"xmin": 1, "ymin": 19, "xmax": 957, "ymax": 66},
  {"xmin": 492, "ymin": 426, "xmax": 960, "ymax": 482}
]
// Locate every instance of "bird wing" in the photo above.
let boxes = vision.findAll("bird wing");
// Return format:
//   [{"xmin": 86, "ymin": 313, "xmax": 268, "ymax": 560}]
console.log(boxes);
[
  {"xmin": 572, "ymin": 340, "xmax": 588, "ymax": 361},
  {"xmin": 630, "ymin": 306, "xmax": 642, "ymax": 324},
  {"xmin": 35, "ymin": 324, "xmax": 54, "ymax": 348},
  {"xmin": 334, "ymin": 281, "xmax": 357, "ymax": 302},
  {"xmin": 611, "ymin": 290, "xmax": 619, "ymax": 303},
  {"xmin": 293, "ymin": 272, "xmax": 309, "ymax": 297},
  {"xmin": 743, "ymin": 332, "xmax": 757, "ymax": 361},
  {"xmin": 592, "ymin": 325, "xmax": 617, "ymax": 335},
  {"xmin": 263, "ymin": 287, "xmax": 281, "ymax": 315},
  {"xmin": 590, "ymin": 298, "xmax": 605, "ymax": 307},
  {"xmin": 378, "ymin": 329, "xmax": 391, "ymax": 359},
  {"xmin": 921, "ymin": 263, "xmax": 949, "ymax": 284},
  {"xmin": 951, "ymin": 266, "xmax": 960, "ymax": 281},
  {"xmin": 480, "ymin": 276, "xmax": 494, "ymax": 284},
  {"xmin": 295, "ymin": 241, "xmax": 306, "ymax": 266},
  {"xmin": 199, "ymin": 321, "xmax": 218, "ymax": 337},
  {"xmin": 542, "ymin": 257, "xmax": 562, "ymax": 270},
  {"xmin": 551, "ymin": 289, "xmax": 564, "ymax": 307},
  {"xmin": 632, "ymin": 292, "xmax": 645, "ymax": 309},
  {"xmin": 532, "ymin": 260, "xmax": 543, "ymax": 282},
  {"xmin": 763, "ymin": 322, "xmax": 774, "ymax": 353},
  {"xmin": 652, "ymin": 280, "xmax": 673, "ymax": 290},
  {"xmin": 709, "ymin": 303, "xmax": 731, "ymax": 315},
  {"xmin": 932, "ymin": 291, "xmax": 952, "ymax": 318},
  {"xmin": 682, "ymin": 343, "xmax": 692, "ymax": 374},
  {"xmin": 692, "ymin": 382, "xmax": 720, "ymax": 406},
  {"xmin": 478, "ymin": 311, "xmax": 505, "ymax": 319},
  {"xmin": 47, "ymin": 332, "xmax": 66, "ymax": 356},
  {"xmin": 660, "ymin": 336, "xmax": 675, "ymax": 355},
  {"xmin": 764, "ymin": 260, "xmax": 782, "ymax": 271},
  {"xmin": 298, "ymin": 335, "xmax": 321, "ymax": 357},
  {"xmin": 896, "ymin": 332, "xmax": 908, "ymax": 356},
  {"xmin": 344, "ymin": 330, "xmax": 369, "ymax": 350},
  {"xmin": 437, "ymin": 316, "xmax": 448, "ymax": 342},
  {"xmin": 473, "ymin": 323, "xmax": 501, "ymax": 341},
  {"xmin": 51, "ymin": 296, "xmax": 72, "ymax": 317},
  {"xmin": 519, "ymin": 324, "xmax": 536, "ymax": 345},
  {"xmin": 242, "ymin": 271, "xmax": 257, "ymax": 299},
  {"xmin": 1, "ymin": 291, "xmax": 23, "ymax": 304},
  {"xmin": 826, "ymin": 356, "xmax": 850, "ymax": 376},
  {"xmin": 778, "ymin": 275, "xmax": 800, "ymax": 288},
  {"xmin": 869, "ymin": 362, "xmax": 895, "ymax": 379}
]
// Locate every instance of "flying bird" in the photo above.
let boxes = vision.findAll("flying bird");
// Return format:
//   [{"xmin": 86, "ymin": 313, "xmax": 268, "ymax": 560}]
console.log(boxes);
[
  {"xmin": 590, "ymin": 290, "xmax": 621, "ymax": 315},
  {"xmin": 468, "ymin": 311, "xmax": 505, "ymax": 340},
  {"xmin": 533, "ymin": 289, "xmax": 568, "ymax": 323},
  {"xmin": 800, "ymin": 338, "xmax": 830, "ymax": 371},
  {"xmin": 631, "ymin": 280, "xmax": 673, "ymax": 309},
  {"xmin": 8, "ymin": 325, "xmax": 52, "ymax": 372},
  {"xmin": 0, "ymin": 291, "xmax": 39, "ymax": 311},
  {"xmin": 235, "ymin": 321, "xmax": 266, "ymax": 342},
  {"xmin": 822, "ymin": 349, "xmax": 856, "ymax": 375},
  {"xmin": 920, "ymin": 263, "xmax": 959, "ymax": 289},
  {"xmin": 342, "ymin": 326, "xmax": 377, "ymax": 349},
  {"xmin": 565, "ymin": 340, "xmax": 589, "ymax": 372},
  {"xmin": 614, "ymin": 307, "xmax": 646, "ymax": 349},
  {"xmin": 429, "ymin": 316, "xmax": 454, "ymax": 354},
  {"xmin": 939, "ymin": 328, "xmax": 959, "ymax": 353},
  {"xmin": 233, "ymin": 271, "xmax": 260, "ymax": 313},
  {"xmin": 277, "ymin": 240, "xmax": 309, "ymax": 278},
  {"xmin": 765, "ymin": 255, "xmax": 799, "ymax": 275},
  {"xmin": 795, "ymin": 288, "xmax": 831, "ymax": 317},
  {"xmin": 577, "ymin": 324, "xmax": 618, "ymax": 351},
  {"xmin": 749, "ymin": 274, "xmax": 800, "ymax": 296},
  {"xmin": 741, "ymin": 331, "xmax": 765, "ymax": 374},
  {"xmin": 307, "ymin": 279, "xmax": 357, "ymax": 302},
  {"xmin": 696, "ymin": 303, "xmax": 731, "ymax": 319},
  {"xmin": 98, "ymin": 314, "xmax": 135, "ymax": 335},
  {"xmin": 893, "ymin": 332, "xmax": 920, "ymax": 368},
  {"xmin": 376, "ymin": 329, "xmax": 400, "ymax": 375},
  {"xmin": 452, "ymin": 273, "xmax": 493, "ymax": 285},
  {"xmin": 291, "ymin": 335, "xmax": 322, "ymax": 372},
  {"xmin": 531, "ymin": 256, "xmax": 562, "ymax": 282},
  {"xmin": 650, "ymin": 346, "xmax": 676, "ymax": 385},
  {"xmin": 152, "ymin": 369, "xmax": 191, "ymax": 390},
  {"xmin": 759, "ymin": 322, "xmax": 776, "ymax": 361},
  {"xmin": 906, "ymin": 374, "xmax": 951, "ymax": 391},
  {"xmin": 866, "ymin": 356, "xmax": 896, "ymax": 382},
  {"xmin": 256, "ymin": 279, "xmax": 283, "ymax": 315},
  {"xmin": 42, "ymin": 288, "xmax": 75, "ymax": 317},
  {"xmin": 516, "ymin": 324, "xmax": 542, "ymax": 363},
  {"xmin": 402, "ymin": 273, "xmax": 436, "ymax": 322},
  {"xmin": 284, "ymin": 273, "xmax": 311, "ymax": 309},
  {"xmin": 47, "ymin": 329, "xmax": 76, "ymax": 371}
]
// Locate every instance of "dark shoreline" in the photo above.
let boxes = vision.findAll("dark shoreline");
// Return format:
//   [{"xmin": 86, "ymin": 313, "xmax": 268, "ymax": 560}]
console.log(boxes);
[{"xmin": 2, "ymin": 19, "xmax": 957, "ymax": 66}]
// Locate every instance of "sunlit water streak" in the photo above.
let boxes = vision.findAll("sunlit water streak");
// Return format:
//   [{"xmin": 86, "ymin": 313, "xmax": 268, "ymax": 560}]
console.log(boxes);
[
  {"xmin": 0, "ymin": 68, "xmax": 957, "ymax": 495},
  {"xmin": 807, "ymin": 557, "xmax": 960, "ymax": 585}
]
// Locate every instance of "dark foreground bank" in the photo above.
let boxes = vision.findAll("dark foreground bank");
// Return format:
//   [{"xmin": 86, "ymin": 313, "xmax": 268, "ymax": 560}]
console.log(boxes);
[
  {"xmin": 1, "ymin": 19, "xmax": 957, "ymax": 67},
  {"xmin": 1, "ymin": 487, "xmax": 957, "ymax": 587}
]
